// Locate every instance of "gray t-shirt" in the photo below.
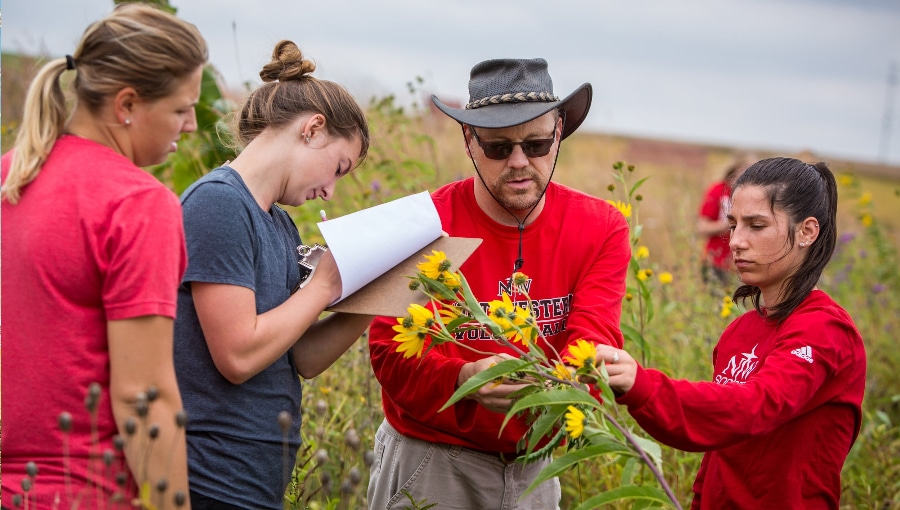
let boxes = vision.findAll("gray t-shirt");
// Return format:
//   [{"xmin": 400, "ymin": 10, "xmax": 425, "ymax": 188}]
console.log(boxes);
[{"xmin": 174, "ymin": 166, "xmax": 303, "ymax": 509}]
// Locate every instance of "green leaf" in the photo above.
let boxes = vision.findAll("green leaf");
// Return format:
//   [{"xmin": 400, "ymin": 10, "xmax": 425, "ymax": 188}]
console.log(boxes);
[
  {"xmin": 628, "ymin": 176, "xmax": 651, "ymax": 197},
  {"xmin": 524, "ymin": 404, "xmax": 568, "ymax": 455},
  {"xmin": 621, "ymin": 323, "xmax": 649, "ymax": 359},
  {"xmin": 630, "ymin": 434, "xmax": 664, "ymax": 471},
  {"xmin": 439, "ymin": 358, "xmax": 535, "ymax": 412},
  {"xmin": 523, "ymin": 443, "xmax": 636, "ymax": 497},
  {"xmin": 501, "ymin": 388, "xmax": 602, "ymax": 433},
  {"xmin": 571, "ymin": 485, "xmax": 675, "ymax": 510}
]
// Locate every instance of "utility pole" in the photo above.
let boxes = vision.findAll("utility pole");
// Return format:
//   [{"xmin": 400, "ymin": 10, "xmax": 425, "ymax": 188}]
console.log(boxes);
[{"xmin": 879, "ymin": 61, "xmax": 898, "ymax": 164}]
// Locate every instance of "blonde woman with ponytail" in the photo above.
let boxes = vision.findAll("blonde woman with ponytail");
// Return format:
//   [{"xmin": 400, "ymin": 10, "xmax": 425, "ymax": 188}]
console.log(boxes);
[{"xmin": 1, "ymin": 4, "xmax": 207, "ymax": 508}]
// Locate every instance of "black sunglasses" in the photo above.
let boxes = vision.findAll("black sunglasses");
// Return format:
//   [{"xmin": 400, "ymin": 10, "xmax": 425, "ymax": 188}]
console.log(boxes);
[{"xmin": 470, "ymin": 128, "xmax": 557, "ymax": 160}]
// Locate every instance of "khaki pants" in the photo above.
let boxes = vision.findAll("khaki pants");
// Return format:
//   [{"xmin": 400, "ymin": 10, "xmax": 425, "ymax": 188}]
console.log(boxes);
[{"xmin": 367, "ymin": 419, "xmax": 561, "ymax": 510}]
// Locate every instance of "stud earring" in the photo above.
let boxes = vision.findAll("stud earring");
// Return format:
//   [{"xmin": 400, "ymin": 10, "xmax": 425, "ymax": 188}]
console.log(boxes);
[
  {"xmin": 799, "ymin": 242, "xmax": 807, "ymax": 247},
  {"xmin": 124, "ymin": 119, "xmax": 131, "ymax": 126},
  {"xmin": 303, "ymin": 133, "xmax": 311, "ymax": 144}
]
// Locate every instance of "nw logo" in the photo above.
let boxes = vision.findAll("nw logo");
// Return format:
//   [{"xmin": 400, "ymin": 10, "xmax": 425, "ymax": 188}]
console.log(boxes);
[{"xmin": 719, "ymin": 344, "xmax": 759, "ymax": 384}]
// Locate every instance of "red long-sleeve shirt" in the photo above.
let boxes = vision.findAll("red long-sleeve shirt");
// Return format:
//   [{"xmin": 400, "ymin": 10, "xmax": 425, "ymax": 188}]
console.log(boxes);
[
  {"xmin": 618, "ymin": 290, "xmax": 866, "ymax": 509},
  {"xmin": 369, "ymin": 178, "xmax": 631, "ymax": 454}
]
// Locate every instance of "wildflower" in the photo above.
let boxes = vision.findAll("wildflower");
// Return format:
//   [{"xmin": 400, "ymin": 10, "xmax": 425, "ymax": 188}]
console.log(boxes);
[
  {"xmin": 658, "ymin": 272, "xmax": 673, "ymax": 285},
  {"xmin": 438, "ymin": 304, "xmax": 463, "ymax": 325},
  {"xmin": 860, "ymin": 212, "xmax": 873, "ymax": 227},
  {"xmin": 859, "ymin": 192, "xmax": 872, "ymax": 206},
  {"xmin": 720, "ymin": 296, "xmax": 736, "ymax": 318},
  {"xmin": 392, "ymin": 305, "xmax": 435, "ymax": 358},
  {"xmin": 512, "ymin": 271, "xmax": 529, "ymax": 286},
  {"xmin": 393, "ymin": 319, "xmax": 429, "ymax": 359},
  {"xmin": 417, "ymin": 250, "xmax": 451, "ymax": 279},
  {"xmin": 606, "ymin": 200, "xmax": 632, "ymax": 218},
  {"xmin": 488, "ymin": 293, "xmax": 537, "ymax": 345},
  {"xmin": 564, "ymin": 405, "xmax": 586, "ymax": 439},
  {"xmin": 441, "ymin": 270, "xmax": 461, "ymax": 290},
  {"xmin": 625, "ymin": 293, "xmax": 633, "ymax": 301},
  {"xmin": 407, "ymin": 303, "xmax": 436, "ymax": 329},
  {"xmin": 872, "ymin": 283, "xmax": 885, "ymax": 294},
  {"xmin": 838, "ymin": 174, "xmax": 854, "ymax": 187},
  {"xmin": 635, "ymin": 246, "xmax": 649, "ymax": 259},
  {"xmin": 551, "ymin": 362, "xmax": 575, "ymax": 381},
  {"xmin": 564, "ymin": 339, "xmax": 597, "ymax": 369},
  {"xmin": 637, "ymin": 269, "xmax": 652, "ymax": 281}
]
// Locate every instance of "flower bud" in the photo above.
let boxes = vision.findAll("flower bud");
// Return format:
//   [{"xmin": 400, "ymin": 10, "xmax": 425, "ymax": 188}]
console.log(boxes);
[{"xmin": 58, "ymin": 412, "xmax": 73, "ymax": 433}]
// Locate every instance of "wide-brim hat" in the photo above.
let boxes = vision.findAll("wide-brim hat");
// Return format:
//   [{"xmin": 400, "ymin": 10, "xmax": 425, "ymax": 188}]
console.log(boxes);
[{"xmin": 431, "ymin": 58, "xmax": 592, "ymax": 140}]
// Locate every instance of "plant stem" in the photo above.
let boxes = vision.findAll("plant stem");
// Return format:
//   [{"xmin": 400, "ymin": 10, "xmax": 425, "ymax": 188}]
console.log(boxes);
[{"xmin": 604, "ymin": 412, "xmax": 683, "ymax": 510}]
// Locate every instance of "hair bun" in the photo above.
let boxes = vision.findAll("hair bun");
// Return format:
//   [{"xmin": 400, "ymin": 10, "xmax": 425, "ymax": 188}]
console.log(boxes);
[{"xmin": 259, "ymin": 40, "xmax": 315, "ymax": 82}]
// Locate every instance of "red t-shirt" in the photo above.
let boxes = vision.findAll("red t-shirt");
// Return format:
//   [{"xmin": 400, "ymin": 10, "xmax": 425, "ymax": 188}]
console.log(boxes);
[
  {"xmin": 698, "ymin": 181, "xmax": 732, "ymax": 269},
  {"xmin": 618, "ymin": 290, "xmax": 866, "ymax": 509},
  {"xmin": 1, "ymin": 136, "xmax": 187, "ymax": 507},
  {"xmin": 369, "ymin": 179, "xmax": 631, "ymax": 453}
]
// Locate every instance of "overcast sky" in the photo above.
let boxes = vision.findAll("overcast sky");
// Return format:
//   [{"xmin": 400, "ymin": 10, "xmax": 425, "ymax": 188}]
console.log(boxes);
[{"xmin": 4, "ymin": 0, "xmax": 900, "ymax": 166}]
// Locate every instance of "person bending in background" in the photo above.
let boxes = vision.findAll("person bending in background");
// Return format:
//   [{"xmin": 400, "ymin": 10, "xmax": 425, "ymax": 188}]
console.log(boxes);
[
  {"xmin": 597, "ymin": 157, "xmax": 866, "ymax": 509},
  {"xmin": 367, "ymin": 58, "xmax": 631, "ymax": 510},
  {"xmin": 696, "ymin": 153, "xmax": 753, "ymax": 286},
  {"xmin": 1, "ymin": 4, "xmax": 207, "ymax": 506},
  {"xmin": 174, "ymin": 40, "xmax": 373, "ymax": 510}
]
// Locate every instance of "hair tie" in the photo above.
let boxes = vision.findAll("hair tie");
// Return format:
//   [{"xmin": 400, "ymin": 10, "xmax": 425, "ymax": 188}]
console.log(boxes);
[{"xmin": 65, "ymin": 55, "xmax": 76, "ymax": 71}]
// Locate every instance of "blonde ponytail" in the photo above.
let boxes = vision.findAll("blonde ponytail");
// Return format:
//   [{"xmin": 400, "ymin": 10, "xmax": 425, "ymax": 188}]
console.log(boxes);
[{"xmin": 2, "ymin": 59, "xmax": 69, "ymax": 204}]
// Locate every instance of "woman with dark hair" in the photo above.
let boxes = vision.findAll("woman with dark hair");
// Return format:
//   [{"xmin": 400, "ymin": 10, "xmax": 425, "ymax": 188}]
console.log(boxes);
[
  {"xmin": 1, "ymin": 4, "xmax": 207, "ymax": 506},
  {"xmin": 174, "ymin": 40, "xmax": 372, "ymax": 509},
  {"xmin": 596, "ymin": 157, "xmax": 866, "ymax": 509}
]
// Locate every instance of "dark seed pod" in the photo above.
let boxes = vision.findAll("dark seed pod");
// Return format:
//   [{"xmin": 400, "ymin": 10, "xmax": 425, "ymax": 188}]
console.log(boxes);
[
  {"xmin": 84, "ymin": 382, "xmax": 102, "ymax": 412},
  {"xmin": 134, "ymin": 393, "xmax": 149, "ymax": 418},
  {"xmin": 315, "ymin": 448, "xmax": 329, "ymax": 466},
  {"xmin": 363, "ymin": 450, "xmax": 375, "ymax": 468},
  {"xmin": 175, "ymin": 410, "xmax": 188, "ymax": 428},
  {"xmin": 21, "ymin": 478, "xmax": 32, "ymax": 492},
  {"xmin": 174, "ymin": 491, "xmax": 187, "ymax": 507},
  {"xmin": 344, "ymin": 429, "xmax": 360, "ymax": 450},
  {"xmin": 315, "ymin": 399, "xmax": 328, "ymax": 417},
  {"xmin": 116, "ymin": 472, "xmax": 128, "ymax": 487},
  {"xmin": 113, "ymin": 435, "xmax": 126, "ymax": 451},
  {"xmin": 148, "ymin": 424, "xmax": 160, "ymax": 440},
  {"xmin": 26, "ymin": 461, "xmax": 39, "ymax": 478},
  {"xmin": 340, "ymin": 479, "xmax": 354, "ymax": 494},
  {"xmin": 156, "ymin": 478, "xmax": 168, "ymax": 493},
  {"xmin": 103, "ymin": 449, "xmax": 115, "ymax": 466},
  {"xmin": 349, "ymin": 466, "xmax": 362, "ymax": 485},
  {"xmin": 146, "ymin": 386, "xmax": 159, "ymax": 402},
  {"xmin": 58, "ymin": 412, "xmax": 73, "ymax": 433},
  {"xmin": 124, "ymin": 417, "xmax": 137, "ymax": 436},
  {"xmin": 12, "ymin": 494, "xmax": 23, "ymax": 507}
]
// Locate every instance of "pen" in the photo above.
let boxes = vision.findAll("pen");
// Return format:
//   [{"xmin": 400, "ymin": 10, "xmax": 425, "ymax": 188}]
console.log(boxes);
[{"xmin": 319, "ymin": 209, "xmax": 328, "ymax": 222}]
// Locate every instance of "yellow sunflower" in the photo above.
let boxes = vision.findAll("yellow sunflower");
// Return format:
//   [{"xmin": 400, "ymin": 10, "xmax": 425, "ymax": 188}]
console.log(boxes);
[
  {"xmin": 563, "ymin": 339, "xmax": 597, "ymax": 369},
  {"xmin": 564, "ymin": 405, "xmax": 586, "ymax": 439},
  {"xmin": 417, "ymin": 250, "xmax": 451, "ymax": 280}
]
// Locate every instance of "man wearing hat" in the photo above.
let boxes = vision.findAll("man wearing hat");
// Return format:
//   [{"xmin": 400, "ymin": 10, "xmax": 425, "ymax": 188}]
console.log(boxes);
[{"xmin": 367, "ymin": 58, "xmax": 631, "ymax": 509}]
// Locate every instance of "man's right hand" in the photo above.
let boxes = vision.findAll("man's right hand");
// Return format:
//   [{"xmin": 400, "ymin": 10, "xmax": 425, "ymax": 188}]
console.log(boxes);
[{"xmin": 457, "ymin": 354, "xmax": 529, "ymax": 413}]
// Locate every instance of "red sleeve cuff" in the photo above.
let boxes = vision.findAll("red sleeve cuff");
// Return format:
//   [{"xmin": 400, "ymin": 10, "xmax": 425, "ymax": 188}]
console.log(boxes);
[{"xmin": 615, "ymin": 363, "xmax": 653, "ymax": 408}]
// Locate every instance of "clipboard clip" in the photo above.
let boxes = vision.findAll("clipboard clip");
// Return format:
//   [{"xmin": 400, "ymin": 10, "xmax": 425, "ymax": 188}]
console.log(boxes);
[{"xmin": 293, "ymin": 243, "xmax": 328, "ymax": 293}]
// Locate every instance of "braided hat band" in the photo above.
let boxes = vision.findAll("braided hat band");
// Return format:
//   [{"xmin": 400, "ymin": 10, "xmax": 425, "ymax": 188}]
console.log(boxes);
[
  {"xmin": 432, "ymin": 58, "xmax": 592, "ymax": 141},
  {"xmin": 466, "ymin": 91, "xmax": 560, "ymax": 110}
]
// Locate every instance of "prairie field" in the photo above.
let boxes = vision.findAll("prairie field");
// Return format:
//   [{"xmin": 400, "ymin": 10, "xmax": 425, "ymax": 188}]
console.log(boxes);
[{"xmin": 2, "ymin": 52, "xmax": 899, "ymax": 509}]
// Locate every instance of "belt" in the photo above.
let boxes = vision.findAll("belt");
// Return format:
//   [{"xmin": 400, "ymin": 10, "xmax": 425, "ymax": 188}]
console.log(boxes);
[{"xmin": 459, "ymin": 445, "xmax": 526, "ymax": 464}]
